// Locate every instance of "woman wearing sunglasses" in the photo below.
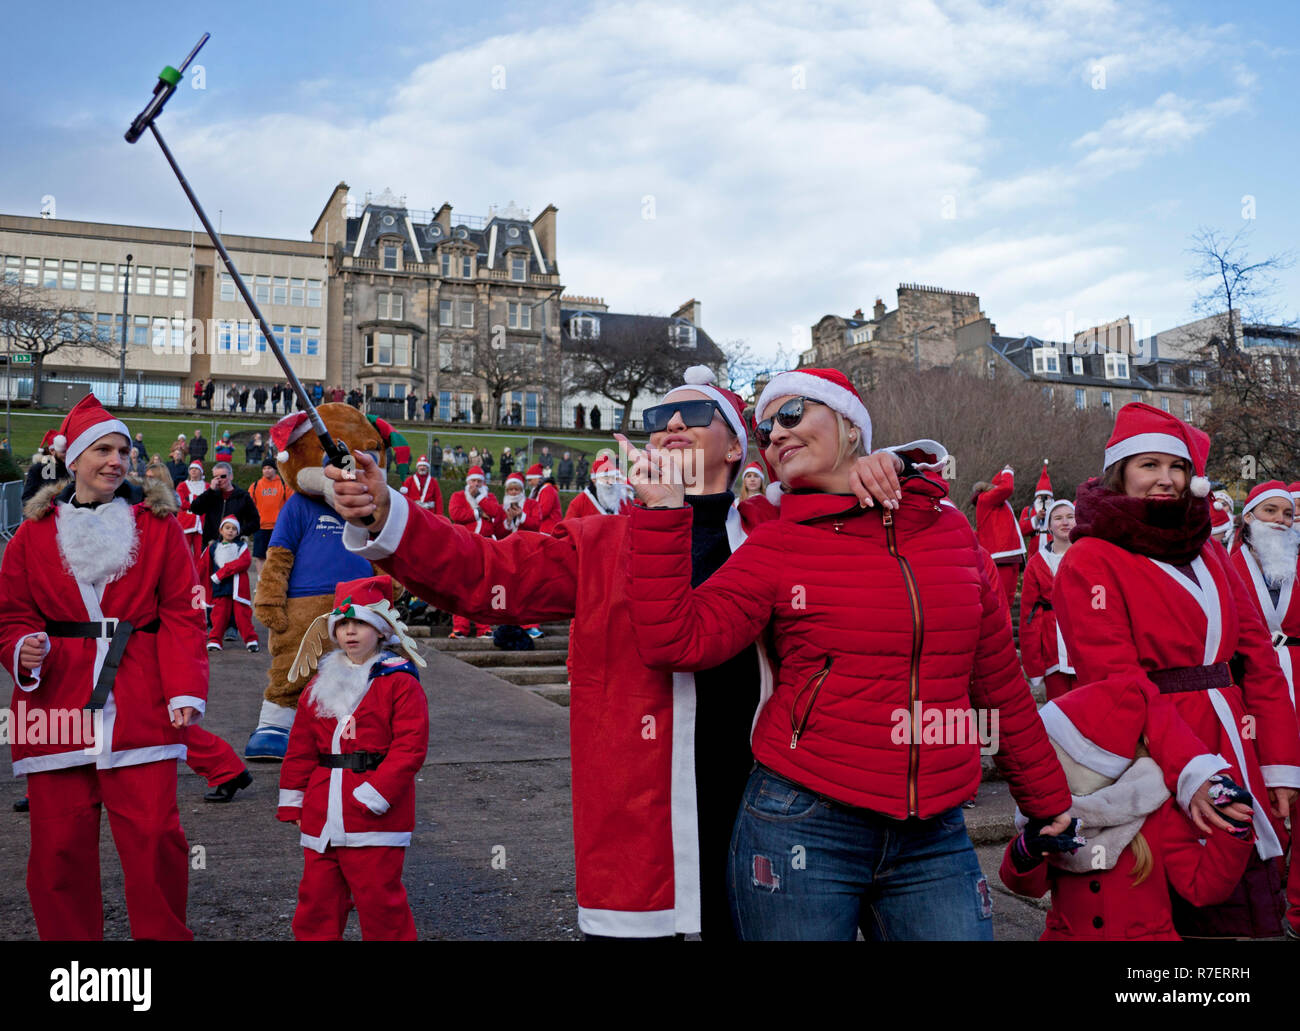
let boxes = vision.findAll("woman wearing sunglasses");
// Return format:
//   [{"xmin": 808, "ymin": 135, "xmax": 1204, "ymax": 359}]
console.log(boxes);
[{"xmin": 620, "ymin": 367, "xmax": 1073, "ymax": 940}]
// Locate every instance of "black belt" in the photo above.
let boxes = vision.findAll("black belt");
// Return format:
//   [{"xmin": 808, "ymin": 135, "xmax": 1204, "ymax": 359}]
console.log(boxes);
[
  {"xmin": 1026, "ymin": 599, "xmax": 1053, "ymax": 624},
  {"xmin": 318, "ymin": 751, "xmax": 386, "ymax": 771},
  {"xmin": 1271, "ymin": 632, "xmax": 1300, "ymax": 649},
  {"xmin": 1149, "ymin": 662, "xmax": 1233, "ymax": 694},
  {"xmin": 46, "ymin": 619, "xmax": 161, "ymax": 712}
]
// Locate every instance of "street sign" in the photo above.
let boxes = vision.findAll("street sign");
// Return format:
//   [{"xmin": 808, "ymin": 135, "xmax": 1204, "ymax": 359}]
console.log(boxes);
[{"xmin": 9, "ymin": 354, "xmax": 31, "ymax": 364}]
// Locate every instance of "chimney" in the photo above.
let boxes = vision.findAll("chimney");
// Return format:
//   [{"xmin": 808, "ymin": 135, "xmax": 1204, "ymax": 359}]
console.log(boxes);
[
  {"xmin": 532, "ymin": 204, "xmax": 558, "ymax": 269},
  {"xmin": 853, "ymin": 308, "xmax": 864, "ymax": 319},
  {"xmin": 311, "ymin": 181, "xmax": 350, "ymax": 244},
  {"xmin": 673, "ymin": 298, "xmax": 702, "ymax": 325},
  {"xmin": 873, "ymin": 297, "xmax": 886, "ymax": 321},
  {"xmin": 434, "ymin": 203, "xmax": 453, "ymax": 232}
]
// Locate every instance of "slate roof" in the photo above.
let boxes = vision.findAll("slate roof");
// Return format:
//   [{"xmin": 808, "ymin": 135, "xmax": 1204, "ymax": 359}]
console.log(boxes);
[{"xmin": 559, "ymin": 307, "xmax": 724, "ymax": 364}]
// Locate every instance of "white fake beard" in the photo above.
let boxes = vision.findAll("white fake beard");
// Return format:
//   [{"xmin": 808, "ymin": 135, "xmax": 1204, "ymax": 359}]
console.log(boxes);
[
  {"xmin": 308, "ymin": 649, "xmax": 372, "ymax": 722},
  {"xmin": 214, "ymin": 541, "xmax": 242, "ymax": 566},
  {"xmin": 594, "ymin": 480, "xmax": 622, "ymax": 512},
  {"xmin": 1250, "ymin": 521, "xmax": 1300, "ymax": 589},
  {"xmin": 56, "ymin": 498, "xmax": 139, "ymax": 586}
]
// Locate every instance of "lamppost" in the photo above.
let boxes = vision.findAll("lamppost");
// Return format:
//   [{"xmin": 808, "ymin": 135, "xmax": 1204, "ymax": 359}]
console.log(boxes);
[{"xmin": 118, "ymin": 254, "xmax": 133, "ymax": 405}]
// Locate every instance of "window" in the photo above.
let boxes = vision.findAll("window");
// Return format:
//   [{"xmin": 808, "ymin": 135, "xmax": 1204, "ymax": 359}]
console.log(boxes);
[
  {"xmin": 1074, "ymin": 388, "xmax": 1086, "ymax": 410},
  {"xmin": 290, "ymin": 278, "xmax": 305, "ymax": 305},
  {"xmin": 273, "ymin": 324, "xmax": 286, "ymax": 352},
  {"xmin": 221, "ymin": 273, "xmax": 236, "ymax": 302},
  {"xmin": 569, "ymin": 315, "xmax": 599, "ymax": 340},
  {"xmin": 1158, "ymin": 365, "xmax": 1172, "ymax": 385},
  {"xmin": 441, "ymin": 253, "xmax": 451, "ymax": 278},
  {"xmin": 1071, "ymin": 356, "xmax": 1083, "ymax": 375},
  {"xmin": 287, "ymin": 325, "xmax": 303, "ymax": 355},
  {"xmin": 1191, "ymin": 368, "xmax": 1207, "ymax": 387},
  {"xmin": 172, "ymin": 268, "xmax": 187, "ymax": 298},
  {"xmin": 439, "ymin": 300, "xmax": 453, "ymax": 326},
  {"xmin": 462, "ymin": 255, "xmax": 472, "ymax": 278},
  {"xmin": 136, "ymin": 266, "xmax": 152, "ymax": 296},
  {"xmin": 79, "ymin": 261, "xmax": 95, "ymax": 291},
  {"xmin": 96, "ymin": 313, "xmax": 114, "ymax": 343},
  {"xmin": 306, "ymin": 279, "xmax": 321, "ymax": 306},
  {"xmin": 306, "ymin": 328, "xmax": 320, "ymax": 356},
  {"xmin": 669, "ymin": 322, "xmax": 696, "ymax": 348},
  {"xmin": 375, "ymin": 382, "xmax": 391, "ymax": 399},
  {"xmin": 392, "ymin": 383, "xmax": 406, "ymax": 399},
  {"xmin": 364, "ymin": 332, "xmax": 407, "ymax": 366},
  {"xmin": 459, "ymin": 299, "xmax": 474, "ymax": 328},
  {"xmin": 255, "ymin": 327, "xmax": 268, "ymax": 353},
  {"xmin": 1183, "ymin": 399, "xmax": 1192, "ymax": 420},
  {"xmin": 438, "ymin": 391, "xmax": 452, "ymax": 419},
  {"xmin": 133, "ymin": 315, "xmax": 149, "ymax": 347},
  {"xmin": 1131, "ymin": 392, "xmax": 1141, "ymax": 403},
  {"xmin": 382, "ymin": 245, "xmax": 398, "ymax": 271},
  {"xmin": 1031, "ymin": 347, "xmax": 1060, "ymax": 375},
  {"xmin": 61, "ymin": 260, "xmax": 77, "ymax": 290},
  {"xmin": 217, "ymin": 320, "xmax": 234, "ymax": 353},
  {"xmin": 508, "ymin": 301, "xmax": 532, "ymax": 330},
  {"xmin": 511, "ymin": 256, "xmax": 526, "ymax": 282},
  {"xmin": 254, "ymin": 275, "xmax": 270, "ymax": 304},
  {"xmin": 1104, "ymin": 353, "xmax": 1128, "ymax": 379},
  {"xmin": 154, "ymin": 267, "xmax": 170, "ymax": 296},
  {"xmin": 43, "ymin": 259, "xmax": 58, "ymax": 288},
  {"xmin": 273, "ymin": 277, "xmax": 288, "ymax": 305},
  {"xmin": 439, "ymin": 341, "xmax": 453, "ymax": 370},
  {"xmin": 1160, "ymin": 397, "xmax": 1171, "ymax": 413},
  {"xmin": 378, "ymin": 292, "xmax": 403, "ymax": 320},
  {"xmin": 393, "ymin": 334, "xmax": 409, "ymax": 366},
  {"xmin": 525, "ymin": 391, "xmax": 538, "ymax": 426},
  {"xmin": 1101, "ymin": 390, "xmax": 1112, "ymax": 408},
  {"xmin": 99, "ymin": 263, "xmax": 115, "ymax": 292}
]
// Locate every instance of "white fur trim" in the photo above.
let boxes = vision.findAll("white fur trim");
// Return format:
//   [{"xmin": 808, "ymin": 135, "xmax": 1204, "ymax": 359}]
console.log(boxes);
[
  {"xmin": 399, "ymin": 486, "xmax": 409, "ymax": 494},
  {"xmin": 764, "ymin": 480, "xmax": 784, "ymax": 507},
  {"xmin": 756, "ymin": 371, "xmax": 871, "ymax": 452},
  {"xmin": 1243, "ymin": 488, "xmax": 1294, "ymax": 516},
  {"xmin": 352, "ymin": 781, "xmax": 390, "ymax": 815},
  {"xmin": 1261, "ymin": 765, "xmax": 1300, "ymax": 789},
  {"xmin": 1038, "ymin": 701, "xmax": 1133, "ymax": 779},
  {"xmin": 66, "ymin": 418, "xmax": 131, "ymax": 467},
  {"xmin": 1103, "ymin": 431, "xmax": 1189, "ymax": 470},
  {"xmin": 279, "ymin": 789, "xmax": 304, "ymax": 808},
  {"xmin": 168, "ymin": 695, "xmax": 206, "ymax": 717},
  {"xmin": 257, "ymin": 698, "xmax": 296, "ymax": 731}
]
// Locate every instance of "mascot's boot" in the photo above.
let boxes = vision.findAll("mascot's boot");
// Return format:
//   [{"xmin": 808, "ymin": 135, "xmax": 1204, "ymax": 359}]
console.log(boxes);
[{"xmin": 245, "ymin": 699, "xmax": 295, "ymax": 762}]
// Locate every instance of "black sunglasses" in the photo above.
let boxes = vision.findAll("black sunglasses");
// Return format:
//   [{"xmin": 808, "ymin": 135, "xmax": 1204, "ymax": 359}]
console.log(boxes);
[
  {"xmin": 756, "ymin": 396, "xmax": 826, "ymax": 448},
  {"xmin": 642, "ymin": 399, "xmax": 725, "ymax": 434}
]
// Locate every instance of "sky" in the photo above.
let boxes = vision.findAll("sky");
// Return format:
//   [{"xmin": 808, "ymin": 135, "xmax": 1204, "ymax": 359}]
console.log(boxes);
[{"xmin": 2, "ymin": 0, "xmax": 1296, "ymax": 365}]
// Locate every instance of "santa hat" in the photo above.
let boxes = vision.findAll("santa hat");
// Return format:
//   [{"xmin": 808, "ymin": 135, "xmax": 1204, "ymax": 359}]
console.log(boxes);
[
  {"xmin": 661, "ymin": 366, "xmax": 750, "ymax": 469},
  {"xmin": 1034, "ymin": 460, "xmax": 1053, "ymax": 498},
  {"xmin": 741, "ymin": 461, "xmax": 767, "ymax": 483},
  {"xmin": 1290, "ymin": 482, "xmax": 1300, "ymax": 503},
  {"xmin": 1039, "ymin": 682, "xmax": 1146, "ymax": 781},
  {"xmin": 219, "ymin": 516, "xmax": 242, "ymax": 534},
  {"xmin": 1103, "ymin": 402, "xmax": 1211, "ymax": 498},
  {"xmin": 525, "ymin": 464, "xmax": 545, "ymax": 480},
  {"xmin": 1243, "ymin": 480, "xmax": 1294, "ymax": 518},
  {"xmin": 756, "ymin": 367, "xmax": 871, "ymax": 454},
  {"xmin": 1043, "ymin": 497, "xmax": 1074, "ymax": 528},
  {"xmin": 416, "ymin": 455, "xmax": 430, "ymax": 470},
  {"xmin": 289, "ymin": 575, "xmax": 426, "ymax": 683},
  {"xmin": 41, "ymin": 428, "xmax": 67, "ymax": 454},
  {"xmin": 59, "ymin": 394, "xmax": 130, "ymax": 468},
  {"xmin": 504, "ymin": 472, "xmax": 525, "ymax": 490},
  {"xmin": 270, "ymin": 411, "xmax": 311, "ymax": 463},
  {"xmin": 466, "ymin": 466, "xmax": 485, "ymax": 481},
  {"xmin": 591, "ymin": 454, "xmax": 617, "ymax": 480},
  {"xmin": 188, "ymin": 460, "xmax": 204, "ymax": 474}
]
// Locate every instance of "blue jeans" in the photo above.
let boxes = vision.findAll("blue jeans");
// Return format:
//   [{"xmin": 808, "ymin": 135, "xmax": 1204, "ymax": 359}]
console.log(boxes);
[{"xmin": 728, "ymin": 766, "xmax": 994, "ymax": 941}]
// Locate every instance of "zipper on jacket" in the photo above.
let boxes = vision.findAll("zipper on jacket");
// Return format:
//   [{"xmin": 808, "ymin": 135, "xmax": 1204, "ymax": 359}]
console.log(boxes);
[
  {"xmin": 790, "ymin": 655, "xmax": 833, "ymax": 749},
  {"xmin": 883, "ymin": 509, "xmax": 924, "ymax": 816}
]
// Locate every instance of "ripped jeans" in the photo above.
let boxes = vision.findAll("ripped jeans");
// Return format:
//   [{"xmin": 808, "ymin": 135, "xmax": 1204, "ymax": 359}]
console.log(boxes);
[{"xmin": 729, "ymin": 765, "xmax": 994, "ymax": 941}]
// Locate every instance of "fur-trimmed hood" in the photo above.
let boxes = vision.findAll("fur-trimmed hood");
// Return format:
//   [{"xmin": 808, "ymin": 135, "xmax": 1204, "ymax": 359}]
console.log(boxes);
[{"xmin": 23, "ymin": 477, "xmax": 180, "ymax": 521}]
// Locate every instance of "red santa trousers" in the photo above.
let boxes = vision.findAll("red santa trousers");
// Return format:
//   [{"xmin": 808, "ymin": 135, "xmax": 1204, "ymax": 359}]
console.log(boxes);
[
  {"xmin": 207, "ymin": 597, "xmax": 256, "ymax": 647},
  {"xmin": 26, "ymin": 760, "xmax": 191, "ymax": 940},
  {"xmin": 293, "ymin": 845, "xmax": 416, "ymax": 941},
  {"xmin": 181, "ymin": 724, "xmax": 246, "ymax": 787},
  {"xmin": 1044, "ymin": 671, "xmax": 1075, "ymax": 702},
  {"xmin": 452, "ymin": 613, "xmax": 492, "ymax": 637}
]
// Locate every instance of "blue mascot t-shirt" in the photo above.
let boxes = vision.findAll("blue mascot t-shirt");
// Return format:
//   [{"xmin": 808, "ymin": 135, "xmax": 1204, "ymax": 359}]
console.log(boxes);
[{"xmin": 270, "ymin": 492, "xmax": 374, "ymax": 597}]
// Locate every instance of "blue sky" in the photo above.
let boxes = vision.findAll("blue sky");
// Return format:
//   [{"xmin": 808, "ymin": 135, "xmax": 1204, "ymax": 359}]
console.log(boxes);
[{"xmin": 2, "ymin": 0, "xmax": 1296, "ymax": 363}]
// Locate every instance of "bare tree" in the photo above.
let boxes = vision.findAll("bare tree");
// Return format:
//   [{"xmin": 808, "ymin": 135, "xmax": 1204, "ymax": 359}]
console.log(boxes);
[
  {"xmin": 0, "ymin": 280, "xmax": 111, "ymax": 404},
  {"xmin": 565, "ymin": 319, "xmax": 699, "ymax": 420},
  {"xmin": 472, "ymin": 331, "xmax": 538, "ymax": 426}
]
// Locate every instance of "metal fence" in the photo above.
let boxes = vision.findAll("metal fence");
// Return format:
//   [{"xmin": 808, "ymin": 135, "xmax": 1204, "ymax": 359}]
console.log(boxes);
[{"xmin": 0, "ymin": 480, "xmax": 22, "ymax": 539}]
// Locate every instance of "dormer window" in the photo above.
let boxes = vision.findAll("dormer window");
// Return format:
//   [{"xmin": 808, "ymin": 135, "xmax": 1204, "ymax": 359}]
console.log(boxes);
[
  {"xmin": 1104, "ymin": 353, "xmax": 1129, "ymax": 379},
  {"xmin": 851, "ymin": 326, "xmax": 874, "ymax": 345},
  {"xmin": 1031, "ymin": 347, "xmax": 1060, "ymax": 374},
  {"xmin": 1071, "ymin": 356, "xmax": 1083, "ymax": 375},
  {"xmin": 1158, "ymin": 365, "xmax": 1173, "ymax": 386},
  {"xmin": 382, "ymin": 243, "xmax": 399, "ymax": 271},
  {"xmin": 1191, "ymin": 368, "xmax": 1207, "ymax": 387},
  {"xmin": 669, "ymin": 321, "xmax": 696, "ymax": 348},
  {"xmin": 570, "ymin": 314, "xmax": 600, "ymax": 340},
  {"xmin": 441, "ymin": 253, "xmax": 451, "ymax": 278},
  {"xmin": 462, "ymin": 255, "xmax": 473, "ymax": 278},
  {"xmin": 511, "ymin": 255, "xmax": 527, "ymax": 282}
]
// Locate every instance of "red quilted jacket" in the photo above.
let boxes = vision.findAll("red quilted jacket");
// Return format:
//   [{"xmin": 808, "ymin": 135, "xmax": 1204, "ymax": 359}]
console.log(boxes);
[{"xmin": 626, "ymin": 476, "xmax": 1071, "ymax": 821}]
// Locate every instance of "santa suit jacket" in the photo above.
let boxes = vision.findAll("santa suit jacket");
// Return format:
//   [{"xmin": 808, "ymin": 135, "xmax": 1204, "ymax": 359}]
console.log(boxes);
[
  {"xmin": 565, "ymin": 486, "xmax": 632, "ymax": 520},
  {"xmin": 1230, "ymin": 543, "xmax": 1300, "ymax": 711},
  {"xmin": 399, "ymin": 473, "xmax": 443, "ymax": 516},
  {"xmin": 1018, "ymin": 504, "xmax": 1045, "ymax": 557},
  {"xmin": 277, "ymin": 652, "xmax": 429, "ymax": 851},
  {"xmin": 177, "ymin": 478, "xmax": 205, "ymax": 511},
  {"xmin": 1053, "ymin": 536, "xmax": 1300, "ymax": 859},
  {"xmin": 448, "ymin": 487, "xmax": 505, "ymax": 538},
  {"xmin": 0, "ymin": 480, "xmax": 209, "ymax": 776},
  {"xmin": 1019, "ymin": 545, "xmax": 1074, "ymax": 680},
  {"xmin": 342, "ymin": 487, "xmax": 778, "ymax": 937},
  {"xmin": 999, "ymin": 798, "xmax": 1254, "ymax": 941},
  {"xmin": 199, "ymin": 540, "xmax": 252, "ymax": 606},
  {"xmin": 527, "ymin": 482, "xmax": 562, "ymax": 533},
  {"xmin": 975, "ymin": 467, "xmax": 1025, "ymax": 563}
]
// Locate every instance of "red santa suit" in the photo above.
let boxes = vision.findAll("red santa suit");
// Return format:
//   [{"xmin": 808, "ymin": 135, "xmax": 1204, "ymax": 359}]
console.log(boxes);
[
  {"xmin": 975, "ymin": 466, "xmax": 1025, "ymax": 607},
  {"xmin": 565, "ymin": 459, "xmax": 632, "ymax": 519},
  {"xmin": 199, "ymin": 524, "xmax": 256, "ymax": 649},
  {"xmin": 399, "ymin": 458, "xmax": 443, "ymax": 516},
  {"xmin": 177, "ymin": 466, "xmax": 206, "ymax": 511},
  {"xmin": 277, "ymin": 577, "xmax": 429, "ymax": 940},
  {"xmin": 447, "ymin": 470, "xmax": 505, "ymax": 636},
  {"xmin": 524, "ymin": 464, "xmax": 562, "ymax": 533},
  {"xmin": 1018, "ymin": 501, "xmax": 1076, "ymax": 701},
  {"xmin": 0, "ymin": 397, "xmax": 208, "ymax": 941}
]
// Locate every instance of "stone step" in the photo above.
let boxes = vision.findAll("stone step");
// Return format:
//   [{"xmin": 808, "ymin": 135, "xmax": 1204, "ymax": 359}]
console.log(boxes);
[
  {"xmin": 409, "ymin": 622, "xmax": 570, "ymax": 638},
  {"xmin": 427, "ymin": 634, "xmax": 570, "ymax": 652},
  {"xmin": 493, "ymin": 666, "xmax": 571, "ymax": 686},
  {"xmin": 456, "ymin": 650, "xmax": 570, "ymax": 668},
  {"xmin": 523, "ymin": 684, "xmax": 571, "ymax": 707}
]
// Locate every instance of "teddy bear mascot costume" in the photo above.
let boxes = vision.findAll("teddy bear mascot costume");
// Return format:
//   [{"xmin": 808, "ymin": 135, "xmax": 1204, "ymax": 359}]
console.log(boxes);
[{"xmin": 244, "ymin": 405, "xmax": 399, "ymax": 760}]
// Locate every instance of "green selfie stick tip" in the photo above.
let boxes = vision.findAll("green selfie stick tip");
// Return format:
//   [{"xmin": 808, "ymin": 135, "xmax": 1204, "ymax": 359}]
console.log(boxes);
[{"xmin": 159, "ymin": 65, "xmax": 182, "ymax": 87}]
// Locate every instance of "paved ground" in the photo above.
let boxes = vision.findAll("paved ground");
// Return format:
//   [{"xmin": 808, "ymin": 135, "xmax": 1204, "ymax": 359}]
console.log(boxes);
[{"xmin": 0, "ymin": 623, "xmax": 1046, "ymax": 940}]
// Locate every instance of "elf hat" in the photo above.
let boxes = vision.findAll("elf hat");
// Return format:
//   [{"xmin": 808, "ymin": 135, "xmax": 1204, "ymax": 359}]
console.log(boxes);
[
  {"xmin": 1243, "ymin": 480, "xmax": 1294, "ymax": 518},
  {"xmin": 1039, "ymin": 681, "xmax": 1147, "ymax": 781},
  {"xmin": 1103, "ymin": 402, "xmax": 1211, "ymax": 497},
  {"xmin": 661, "ymin": 366, "xmax": 750, "ymax": 469},
  {"xmin": 270, "ymin": 411, "xmax": 312, "ymax": 463},
  {"xmin": 289, "ymin": 575, "xmax": 425, "ymax": 684},
  {"xmin": 1035, "ymin": 460, "xmax": 1053, "ymax": 497},
  {"xmin": 59, "ymin": 394, "xmax": 130, "ymax": 468}
]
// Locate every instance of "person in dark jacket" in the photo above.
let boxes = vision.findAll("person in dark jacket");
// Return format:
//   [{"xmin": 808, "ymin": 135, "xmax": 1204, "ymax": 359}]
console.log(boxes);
[
  {"xmin": 429, "ymin": 439, "xmax": 443, "ymax": 479},
  {"xmin": 253, "ymin": 385, "xmax": 268, "ymax": 413},
  {"xmin": 189, "ymin": 462, "xmax": 260, "ymax": 544},
  {"xmin": 406, "ymin": 393, "xmax": 418, "ymax": 420},
  {"xmin": 245, "ymin": 433, "xmax": 265, "ymax": 467},
  {"xmin": 21, "ymin": 445, "xmax": 67, "ymax": 504},
  {"xmin": 499, "ymin": 447, "xmax": 513, "ymax": 479},
  {"xmin": 557, "ymin": 451, "xmax": 574, "ymax": 491},
  {"xmin": 575, "ymin": 454, "xmax": 590, "ymax": 492},
  {"xmin": 481, "ymin": 448, "xmax": 494, "ymax": 482},
  {"xmin": 270, "ymin": 383, "xmax": 281, "ymax": 413},
  {"xmin": 575, "ymin": 403, "xmax": 585, "ymax": 430},
  {"xmin": 589, "ymin": 406, "xmax": 601, "ymax": 431},
  {"xmin": 189, "ymin": 429, "xmax": 209, "ymax": 462},
  {"xmin": 239, "ymin": 386, "xmax": 250, "ymax": 413},
  {"xmin": 203, "ymin": 381, "xmax": 215, "ymax": 408}
]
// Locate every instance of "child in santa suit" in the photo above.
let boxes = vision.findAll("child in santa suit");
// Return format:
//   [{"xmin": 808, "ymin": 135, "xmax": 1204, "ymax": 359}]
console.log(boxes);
[
  {"xmin": 1019, "ymin": 498, "xmax": 1076, "ymax": 701},
  {"xmin": 1001, "ymin": 684, "xmax": 1256, "ymax": 940},
  {"xmin": 277, "ymin": 575, "xmax": 429, "ymax": 940},
  {"xmin": 970, "ymin": 465, "xmax": 1025, "ymax": 609},
  {"xmin": 200, "ymin": 516, "xmax": 258, "ymax": 652},
  {"xmin": 1018, "ymin": 460, "xmax": 1053, "ymax": 557},
  {"xmin": 446, "ymin": 467, "xmax": 504, "ymax": 638},
  {"xmin": 399, "ymin": 455, "xmax": 443, "ymax": 516}
]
